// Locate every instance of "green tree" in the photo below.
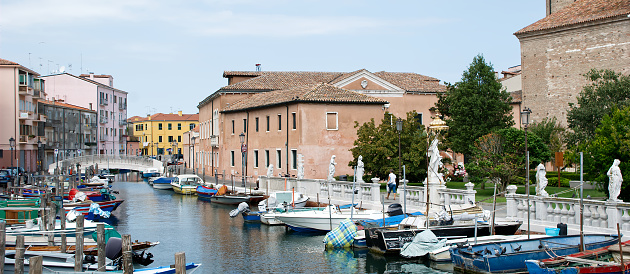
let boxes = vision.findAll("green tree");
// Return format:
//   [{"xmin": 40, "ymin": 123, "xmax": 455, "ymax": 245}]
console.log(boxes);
[
  {"xmin": 467, "ymin": 127, "xmax": 551, "ymax": 191},
  {"xmin": 528, "ymin": 117, "xmax": 566, "ymax": 164},
  {"xmin": 584, "ymin": 106, "xmax": 630, "ymax": 200},
  {"xmin": 567, "ymin": 69, "xmax": 630, "ymax": 146},
  {"xmin": 435, "ymin": 54, "xmax": 514, "ymax": 158},
  {"xmin": 349, "ymin": 112, "xmax": 428, "ymax": 182}
]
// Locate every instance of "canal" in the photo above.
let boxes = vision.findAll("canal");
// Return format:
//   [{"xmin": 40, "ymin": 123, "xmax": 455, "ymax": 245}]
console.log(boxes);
[{"xmin": 108, "ymin": 177, "xmax": 451, "ymax": 273}]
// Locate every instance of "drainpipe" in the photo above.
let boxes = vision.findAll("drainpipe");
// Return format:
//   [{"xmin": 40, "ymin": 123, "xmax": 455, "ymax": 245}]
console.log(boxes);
[
  {"xmin": 211, "ymin": 100, "xmax": 214, "ymax": 175},
  {"xmin": 286, "ymin": 104, "xmax": 289, "ymax": 175},
  {"xmin": 246, "ymin": 111, "xmax": 249, "ymax": 181}
]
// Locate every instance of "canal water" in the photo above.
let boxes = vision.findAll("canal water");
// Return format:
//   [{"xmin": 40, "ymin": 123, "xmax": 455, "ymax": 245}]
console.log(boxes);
[{"xmin": 108, "ymin": 177, "xmax": 451, "ymax": 274}]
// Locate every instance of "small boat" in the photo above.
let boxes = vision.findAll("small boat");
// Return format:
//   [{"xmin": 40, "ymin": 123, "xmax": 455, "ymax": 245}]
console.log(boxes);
[
  {"xmin": 142, "ymin": 168, "xmax": 161, "ymax": 178},
  {"xmin": 260, "ymin": 207, "xmax": 329, "ymax": 226},
  {"xmin": 63, "ymin": 199, "xmax": 124, "ymax": 218},
  {"xmin": 274, "ymin": 205, "xmax": 383, "ymax": 233},
  {"xmin": 196, "ymin": 185, "xmax": 217, "ymax": 200},
  {"xmin": 2, "ymin": 250, "xmax": 117, "ymax": 272},
  {"xmin": 525, "ymin": 240, "xmax": 630, "ymax": 274},
  {"xmin": 258, "ymin": 190, "xmax": 309, "ymax": 211},
  {"xmin": 427, "ymin": 234, "xmax": 549, "ymax": 262},
  {"xmin": 171, "ymin": 174, "xmax": 204, "ymax": 194},
  {"xmin": 449, "ymin": 234, "xmax": 620, "ymax": 273},
  {"xmin": 210, "ymin": 185, "xmax": 265, "ymax": 205},
  {"xmin": 134, "ymin": 262, "xmax": 202, "ymax": 273},
  {"xmin": 6, "ymin": 219, "xmax": 119, "ymax": 239},
  {"xmin": 152, "ymin": 177, "xmax": 177, "ymax": 190}
]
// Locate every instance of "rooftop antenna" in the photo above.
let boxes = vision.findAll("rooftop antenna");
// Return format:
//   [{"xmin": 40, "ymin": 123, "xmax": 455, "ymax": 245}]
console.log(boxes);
[{"xmin": 255, "ymin": 64, "xmax": 261, "ymax": 71}]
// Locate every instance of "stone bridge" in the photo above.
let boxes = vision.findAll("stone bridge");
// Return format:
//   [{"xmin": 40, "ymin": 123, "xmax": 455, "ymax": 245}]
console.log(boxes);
[{"xmin": 48, "ymin": 155, "xmax": 164, "ymax": 174}]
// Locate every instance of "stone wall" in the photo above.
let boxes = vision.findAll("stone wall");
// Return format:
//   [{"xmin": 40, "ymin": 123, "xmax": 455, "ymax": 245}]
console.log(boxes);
[{"xmin": 519, "ymin": 18, "xmax": 630, "ymax": 126}]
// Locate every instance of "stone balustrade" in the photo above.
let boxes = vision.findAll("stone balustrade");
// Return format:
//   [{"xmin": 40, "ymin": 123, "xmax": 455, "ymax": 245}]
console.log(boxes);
[{"xmin": 49, "ymin": 155, "xmax": 164, "ymax": 174}]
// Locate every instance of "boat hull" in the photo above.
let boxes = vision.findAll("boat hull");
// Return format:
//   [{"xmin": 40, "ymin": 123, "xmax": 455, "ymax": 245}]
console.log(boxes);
[
  {"xmin": 63, "ymin": 200, "xmax": 124, "ymax": 217},
  {"xmin": 172, "ymin": 184, "xmax": 197, "ymax": 194},
  {"xmin": 152, "ymin": 182, "xmax": 174, "ymax": 190},
  {"xmin": 450, "ymin": 234, "xmax": 619, "ymax": 273},
  {"xmin": 196, "ymin": 186, "xmax": 217, "ymax": 200},
  {"xmin": 211, "ymin": 195, "xmax": 265, "ymax": 205},
  {"xmin": 275, "ymin": 210, "xmax": 383, "ymax": 232}
]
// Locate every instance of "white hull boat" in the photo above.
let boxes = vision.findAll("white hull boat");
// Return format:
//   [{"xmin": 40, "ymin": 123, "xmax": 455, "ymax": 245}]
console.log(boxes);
[
  {"xmin": 171, "ymin": 174, "xmax": 203, "ymax": 194},
  {"xmin": 3, "ymin": 250, "xmax": 116, "ymax": 272},
  {"xmin": 274, "ymin": 205, "xmax": 383, "ymax": 232}
]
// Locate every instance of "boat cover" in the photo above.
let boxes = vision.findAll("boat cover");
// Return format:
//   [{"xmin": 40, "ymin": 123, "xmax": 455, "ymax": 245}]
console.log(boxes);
[
  {"xmin": 323, "ymin": 219, "xmax": 358, "ymax": 249},
  {"xmin": 400, "ymin": 229, "xmax": 447, "ymax": 258},
  {"xmin": 89, "ymin": 203, "xmax": 111, "ymax": 218}
]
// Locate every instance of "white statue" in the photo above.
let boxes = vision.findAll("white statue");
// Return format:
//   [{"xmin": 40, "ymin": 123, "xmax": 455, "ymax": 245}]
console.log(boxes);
[
  {"xmin": 535, "ymin": 163, "xmax": 549, "ymax": 197},
  {"xmin": 297, "ymin": 154, "xmax": 305, "ymax": 180},
  {"xmin": 607, "ymin": 159, "xmax": 623, "ymax": 202},
  {"xmin": 356, "ymin": 155, "xmax": 365, "ymax": 183},
  {"xmin": 267, "ymin": 164, "xmax": 274, "ymax": 178},
  {"xmin": 327, "ymin": 155, "xmax": 336, "ymax": 181},
  {"xmin": 427, "ymin": 139, "xmax": 444, "ymax": 184}
]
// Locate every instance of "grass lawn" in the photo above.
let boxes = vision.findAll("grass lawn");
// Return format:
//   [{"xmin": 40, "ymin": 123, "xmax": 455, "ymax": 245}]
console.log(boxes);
[{"xmin": 382, "ymin": 181, "xmax": 605, "ymax": 203}]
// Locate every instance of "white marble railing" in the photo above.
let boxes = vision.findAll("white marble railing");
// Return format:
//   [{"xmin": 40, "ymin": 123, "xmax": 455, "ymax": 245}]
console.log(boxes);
[
  {"xmin": 505, "ymin": 184, "xmax": 630, "ymax": 231},
  {"xmin": 438, "ymin": 183, "xmax": 477, "ymax": 206},
  {"xmin": 398, "ymin": 185, "xmax": 426, "ymax": 208}
]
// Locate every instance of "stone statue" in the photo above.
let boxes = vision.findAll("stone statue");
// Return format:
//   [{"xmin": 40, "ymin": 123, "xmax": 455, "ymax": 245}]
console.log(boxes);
[
  {"xmin": 607, "ymin": 159, "xmax": 623, "ymax": 202},
  {"xmin": 427, "ymin": 139, "xmax": 444, "ymax": 184},
  {"xmin": 297, "ymin": 154, "xmax": 305, "ymax": 180},
  {"xmin": 535, "ymin": 163, "xmax": 549, "ymax": 197},
  {"xmin": 327, "ymin": 155, "xmax": 336, "ymax": 181},
  {"xmin": 267, "ymin": 164, "xmax": 274, "ymax": 178},
  {"xmin": 356, "ymin": 155, "xmax": 365, "ymax": 183}
]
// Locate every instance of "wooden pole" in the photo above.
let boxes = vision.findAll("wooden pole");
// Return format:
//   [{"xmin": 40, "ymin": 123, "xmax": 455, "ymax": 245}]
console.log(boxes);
[
  {"xmin": 47, "ymin": 202, "xmax": 54, "ymax": 246},
  {"xmin": 122, "ymin": 234, "xmax": 133, "ymax": 274},
  {"xmin": 97, "ymin": 224, "xmax": 105, "ymax": 271},
  {"xmin": 60, "ymin": 207, "xmax": 67, "ymax": 253},
  {"xmin": 0, "ymin": 221, "xmax": 6, "ymax": 274},
  {"xmin": 175, "ymin": 252, "xmax": 186, "ymax": 274},
  {"xmin": 74, "ymin": 215, "xmax": 84, "ymax": 271},
  {"xmin": 618, "ymin": 223, "xmax": 624, "ymax": 270},
  {"xmin": 15, "ymin": 235, "xmax": 25, "ymax": 274},
  {"xmin": 28, "ymin": 256, "xmax": 43, "ymax": 274}
]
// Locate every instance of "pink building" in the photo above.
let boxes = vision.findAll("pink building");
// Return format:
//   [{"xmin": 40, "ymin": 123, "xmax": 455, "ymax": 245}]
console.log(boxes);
[{"xmin": 41, "ymin": 73, "xmax": 128, "ymax": 155}]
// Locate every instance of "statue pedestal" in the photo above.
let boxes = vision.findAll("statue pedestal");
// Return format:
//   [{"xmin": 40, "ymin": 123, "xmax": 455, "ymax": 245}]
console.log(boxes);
[
  {"xmin": 606, "ymin": 200, "xmax": 621, "ymax": 229},
  {"xmin": 424, "ymin": 178, "xmax": 442, "ymax": 211}
]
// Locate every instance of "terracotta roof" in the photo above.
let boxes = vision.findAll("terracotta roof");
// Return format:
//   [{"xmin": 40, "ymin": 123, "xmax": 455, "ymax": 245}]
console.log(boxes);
[
  {"xmin": 510, "ymin": 90, "xmax": 522, "ymax": 103},
  {"xmin": 222, "ymin": 82, "xmax": 387, "ymax": 113},
  {"xmin": 223, "ymin": 71, "xmax": 264, "ymax": 77},
  {"xmin": 0, "ymin": 58, "xmax": 19, "ymax": 65},
  {"xmin": 127, "ymin": 113, "xmax": 198, "ymax": 122},
  {"xmin": 40, "ymin": 100, "xmax": 96, "ymax": 112},
  {"xmin": 220, "ymin": 71, "xmax": 345, "ymax": 91},
  {"xmin": 373, "ymin": 71, "xmax": 444, "ymax": 92},
  {"xmin": 515, "ymin": 0, "xmax": 630, "ymax": 35}
]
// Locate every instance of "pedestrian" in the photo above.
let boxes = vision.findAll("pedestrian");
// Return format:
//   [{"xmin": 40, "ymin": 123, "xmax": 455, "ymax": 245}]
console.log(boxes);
[{"xmin": 386, "ymin": 169, "xmax": 397, "ymax": 200}]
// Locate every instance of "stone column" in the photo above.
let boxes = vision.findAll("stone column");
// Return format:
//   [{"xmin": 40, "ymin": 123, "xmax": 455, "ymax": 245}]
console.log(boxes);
[
  {"xmin": 535, "ymin": 196, "xmax": 547, "ymax": 221},
  {"xmin": 371, "ymin": 178, "xmax": 381, "ymax": 204},
  {"xmin": 464, "ymin": 182, "xmax": 476, "ymax": 205},
  {"xmin": 605, "ymin": 200, "xmax": 620, "ymax": 229},
  {"xmin": 426, "ymin": 179, "xmax": 441, "ymax": 211},
  {"xmin": 505, "ymin": 185, "xmax": 518, "ymax": 219}
]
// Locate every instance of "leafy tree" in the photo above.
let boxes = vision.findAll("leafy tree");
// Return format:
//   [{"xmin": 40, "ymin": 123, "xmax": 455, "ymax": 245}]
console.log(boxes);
[
  {"xmin": 567, "ymin": 69, "xmax": 630, "ymax": 146},
  {"xmin": 349, "ymin": 111, "xmax": 428, "ymax": 182},
  {"xmin": 467, "ymin": 127, "xmax": 551, "ymax": 191},
  {"xmin": 435, "ymin": 54, "xmax": 514, "ymax": 158},
  {"xmin": 584, "ymin": 106, "xmax": 630, "ymax": 200},
  {"xmin": 528, "ymin": 117, "xmax": 566, "ymax": 164}
]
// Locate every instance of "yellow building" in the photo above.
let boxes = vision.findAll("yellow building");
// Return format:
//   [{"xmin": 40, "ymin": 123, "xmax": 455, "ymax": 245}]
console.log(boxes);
[{"xmin": 128, "ymin": 111, "xmax": 198, "ymax": 157}]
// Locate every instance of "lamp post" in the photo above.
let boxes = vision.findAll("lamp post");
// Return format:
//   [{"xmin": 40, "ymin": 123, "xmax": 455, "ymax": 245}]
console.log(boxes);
[
  {"xmin": 37, "ymin": 140, "xmax": 42, "ymax": 175},
  {"xmin": 239, "ymin": 132, "xmax": 246, "ymax": 187},
  {"xmin": 9, "ymin": 137, "xmax": 15, "ymax": 168},
  {"xmin": 396, "ymin": 118, "xmax": 403, "ymax": 189},
  {"xmin": 191, "ymin": 136, "xmax": 196, "ymax": 174},
  {"xmin": 426, "ymin": 117, "xmax": 449, "ymax": 228},
  {"xmin": 521, "ymin": 107, "xmax": 532, "ymax": 239}
]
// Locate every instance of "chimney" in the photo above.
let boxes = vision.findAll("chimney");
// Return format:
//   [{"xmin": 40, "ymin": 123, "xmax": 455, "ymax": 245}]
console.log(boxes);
[
  {"xmin": 178, "ymin": 111, "xmax": 183, "ymax": 116},
  {"xmin": 89, "ymin": 103, "xmax": 93, "ymax": 110},
  {"xmin": 89, "ymin": 72, "xmax": 94, "ymax": 80}
]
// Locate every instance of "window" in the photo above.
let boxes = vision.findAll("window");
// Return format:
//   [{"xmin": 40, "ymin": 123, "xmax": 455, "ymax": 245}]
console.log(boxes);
[
  {"xmin": 114, "ymin": 96, "xmax": 117, "ymax": 103},
  {"xmin": 326, "ymin": 112, "xmax": 338, "ymax": 130},
  {"xmin": 168, "ymin": 123, "xmax": 172, "ymax": 130},
  {"xmin": 278, "ymin": 114, "xmax": 282, "ymax": 131},
  {"xmin": 168, "ymin": 136, "xmax": 173, "ymax": 142},
  {"xmin": 265, "ymin": 150, "xmax": 270, "ymax": 167},
  {"xmin": 255, "ymin": 117, "xmax": 259, "ymax": 132},
  {"xmin": 291, "ymin": 150, "xmax": 297, "ymax": 170},
  {"xmin": 292, "ymin": 112, "xmax": 296, "ymax": 130},
  {"xmin": 159, "ymin": 136, "xmax": 163, "ymax": 142},
  {"xmin": 230, "ymin": 151, "xmax": 235, "ymax": 167},
  {"xmin": 231, "ymin": 120, "xmax": 235, "ymax": 134},
  {"xmin": 276, "ymin": 149, "xmax": 282, "ymax": 169},
  {"xmin": 158, "ymin": 123, "xmax": 163, "ymax": 130},
  {"xmin": 178, "ymin": 136, "xmax": 181, "ymax": 142},
  {"xmin": 189, "ymin": 123, "xmax": 195, "ymax": 130},
  {"xmin": 254, "ymin": 150, "xmax": 259, "ymax": 168},
  {"xmin": 243, "ymin": 118, "xmax": 247, "ymax": 133},
  {"xmin": 415, "ymin": 113, "xmax": 423, "ymax": 125},
  {"xmin": 178, "ymin": 123, "xmax": 181, "ymax": 130},
  {"xmin": 266, "ymin": 116, "xmax": 270, "ymax": 132}
]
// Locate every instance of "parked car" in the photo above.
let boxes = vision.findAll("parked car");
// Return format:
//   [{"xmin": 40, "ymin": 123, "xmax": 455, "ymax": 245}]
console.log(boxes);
[
  {"xmin": 6, "ymin": 167, "xmax": 26, "ymax": 183},
  {"xmin": 0, "ymin": 169, "xmax": 11, "ymax": 185}
]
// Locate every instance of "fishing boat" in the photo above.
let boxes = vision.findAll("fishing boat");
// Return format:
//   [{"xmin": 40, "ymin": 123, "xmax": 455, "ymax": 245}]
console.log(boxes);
[
  {"xmin": 63, "ymin": 199, "xmax": 124, "ymax": 218},
  {"xmin": 152, "ymin": 177, "xmax": 177, "ymax": 190},
  {"xmin": 196, "ymin": 185, "xmax": 217, "ymax": 200},
  {"xmin": 525, "ymin": 240, "xmax": 630, "ymax": 274},
  {"xmin": 274, "ymin": 204, "xmax": 383, "ymax": 233},
  {"xmin": 142, "ymin": 168, "xmax": 161, "ymax": 178},
  {"xmin": 171, "ymin": 174, "xmax": 204, "ymax": 194},
  {"xmin": 449, "ymin": 234, "xmax": 620, "ymax": 273}
]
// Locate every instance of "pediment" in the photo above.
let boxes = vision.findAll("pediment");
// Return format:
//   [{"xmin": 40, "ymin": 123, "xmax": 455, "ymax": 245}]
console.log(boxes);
[{"xmin": 333, "ymin": 70, "xmax": 405, "ymax": 93}]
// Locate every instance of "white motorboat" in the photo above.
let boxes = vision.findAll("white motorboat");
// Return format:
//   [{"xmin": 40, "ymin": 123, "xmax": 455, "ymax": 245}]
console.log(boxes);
[
  {"xmin": 273, "ymin": 205, "xmax": 383, "ymax": 232},
  {"xmin": 152, "ymin": 177, "xmax": 176, "ymax": 190},
  {"xmin": 3, "ymin": 250, "xmax": 117, "ymax": 272},
  {"xmin": 258, "ymin": 190, "xmax": 309, "ymax": 211},
  {"xmin": 171, "ymin": 174, "xmax": 204, "ymax": 194}
]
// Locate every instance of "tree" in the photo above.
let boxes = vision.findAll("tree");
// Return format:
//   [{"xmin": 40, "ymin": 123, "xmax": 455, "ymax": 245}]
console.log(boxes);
[
  {"xmin": 584, "ymin": 106, "xmax": 630, "ymax": 200},
  {"xmin": 435, "ymin": 54, "xmax": 514, "ymax": 158},
  {"xmin": 567, "ymin": 69, "xmax": 630, "ymax": 146},
  {"xmin": 467, "ymin": 127, "xmax": 551, "ymax": 191},
  {"xmin": 528, "ymin": 117, "xmax": 566, "ymax": 164},
  {"xmin": 349, "ymin": 111, "xmax": 428, "ymax": 182}
]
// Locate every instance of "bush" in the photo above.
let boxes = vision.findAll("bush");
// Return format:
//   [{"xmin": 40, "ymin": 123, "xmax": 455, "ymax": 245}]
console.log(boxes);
[{"xmin": 547, "ymin": 177, "xmax": 571, "ymax": 187}]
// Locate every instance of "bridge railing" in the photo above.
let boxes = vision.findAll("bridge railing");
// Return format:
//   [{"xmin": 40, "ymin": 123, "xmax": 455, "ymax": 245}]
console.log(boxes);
[{"xmin": 49, "ymin": 155, "xmax": 163, "ymax": 174}]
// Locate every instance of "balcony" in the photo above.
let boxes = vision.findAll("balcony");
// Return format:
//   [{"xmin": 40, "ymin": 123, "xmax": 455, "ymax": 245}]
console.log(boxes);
[
  {"xmin": 99, "ymin": 116, "xmax": 108, "ymax": 124},
  {"xmin": 19, "ymin": 135, "xmax": 28, "ymax": 144},
  {"xmin": 119, "ymin": 102, "xmax": 127, "ymax": 110},
  {"xmin": 19, "ymin": 112, "xmax": 35, "ymax": 120},
  {"xmin": 210, "ymin": 135, "xmax": 219, "ymax": 147},
  {"xmin": 119, "ymin": 120, "xmax": 127, "ymax": 126},
  {"xmin": 99, "ymin": 98, "xmax": 109, "ymax": 106},
  {"xmin": 37, "ymin": 114, "xmax": 47, "ymax": 122}
]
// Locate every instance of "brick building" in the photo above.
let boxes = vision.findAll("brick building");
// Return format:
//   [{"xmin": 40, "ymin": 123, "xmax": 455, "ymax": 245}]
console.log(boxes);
[{"xmin": 515, "ymin": 0, "xmax": 630, "ymax": 126}]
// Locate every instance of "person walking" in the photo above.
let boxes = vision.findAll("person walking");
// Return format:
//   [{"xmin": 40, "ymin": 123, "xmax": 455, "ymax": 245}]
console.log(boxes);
[{"xmin": 386, "ymin": 169, "xmax": 397, "ymax": 200}]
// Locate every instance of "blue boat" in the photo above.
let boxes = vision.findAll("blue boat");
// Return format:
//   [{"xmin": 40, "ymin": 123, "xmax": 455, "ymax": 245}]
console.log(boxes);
[
  {"xmin": 449, "ymin": 234, "xmax": 619, "ymax": 273},
  {"xmin": 195, "ymin": 185, "xmax": 217, "ymax": 200},
  {"xmin": 152, "ymin": 177, "xmax": 176, "ymax": 190}
]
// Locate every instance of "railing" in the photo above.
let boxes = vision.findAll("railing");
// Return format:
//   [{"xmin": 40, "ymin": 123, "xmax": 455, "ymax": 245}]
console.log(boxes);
[
  {"xmin": 99, "ymin": 98, "xmax": 108, "ymax": 106},
  {"xmin": 505, "ymin": 185, "xmax": 630, "ymax": 231},
  {"xmin": 438, "ymin": 183, "xmax": 476, "ymax": 206},
  {"xmin": 99, "ymin": 116, "xmax": 108, "ymax": 124},
  {"xmin": 50, "ymin": 155, "xmax": 163, "ymax": 174},
  {"xmin": 37, "ymin": 114, "xmax": 47, "ymax": 122},
  {"xmin": 119, "ymin": 103, "xmax": 127, "ymax": 110},
  {"xmin": 119, "ymin": 120, "xmax": 127, "ymax": 126},
  {"xmin": 210, "ymin": 135, "xmax": 218, "ymax": 147}
]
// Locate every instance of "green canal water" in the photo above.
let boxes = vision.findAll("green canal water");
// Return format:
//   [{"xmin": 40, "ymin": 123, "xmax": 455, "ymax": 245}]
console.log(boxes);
[{"xmin": 109, "ymin": 177, "xmax": 452, "ymax": 273}]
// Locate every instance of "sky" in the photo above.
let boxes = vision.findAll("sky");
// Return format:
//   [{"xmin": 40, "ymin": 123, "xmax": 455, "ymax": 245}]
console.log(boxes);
[{"xmin": 0, "ymin": 0, "xmax": 545, "ymax": 118}]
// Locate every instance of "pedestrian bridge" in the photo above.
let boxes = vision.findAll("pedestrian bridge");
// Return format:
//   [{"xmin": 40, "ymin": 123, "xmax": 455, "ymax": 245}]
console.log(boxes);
[{"xmin": 48, "ymin": 155, "xmax": 164, "ymax": 174}]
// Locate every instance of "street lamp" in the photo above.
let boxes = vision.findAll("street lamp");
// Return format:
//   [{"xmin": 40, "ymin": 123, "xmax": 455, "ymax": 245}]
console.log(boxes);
[
  {"xmin": 37, "ymin": 139, "xmax": 42, "ymax": 174},
  {"xmin": 9, "ymin": 137, "xmax": 15, "ymax": 168},
  {"xmin": 396, "ymin": 118, "xmax": 403, "ymax": 191},
  {"xmin": 521, "ymin": 107, "xmax": 532, "ymax": 239},
  {"xmin": 191, "ymin": 136, "xmax": 197, "ymax": 174},
  {"xmin": 239, "ymin": 132, "xmax": 246, "ymax": 187}
]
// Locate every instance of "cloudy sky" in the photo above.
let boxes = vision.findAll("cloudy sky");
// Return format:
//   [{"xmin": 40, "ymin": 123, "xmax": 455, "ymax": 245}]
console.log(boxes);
[{"xmin": 0, "ymin": 0, "xmax": 544, "ymax": 117}]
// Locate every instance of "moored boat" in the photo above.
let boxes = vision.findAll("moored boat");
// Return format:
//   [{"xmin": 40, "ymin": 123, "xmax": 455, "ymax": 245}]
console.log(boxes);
[
  {"xmin": 274, "ymin": 205, "xmax": 383, "ymax": 233},
  {"xmin": 525, "ymin": 240, "xmax": 630, "ymax": 274},
  {"xmin": 196, "ymin": 185, "xmax": 217, "ymax": 200},
  {"xmin": 142, "ymin": 168, "xmax": 161, "ymax": 178},
  {"xmin": 152, "ymin": 177, "xmax": 176, "ymax": 190},
  {"xmin": 171, "ymin": 174, "xmax": 204, "ymax": 194}
]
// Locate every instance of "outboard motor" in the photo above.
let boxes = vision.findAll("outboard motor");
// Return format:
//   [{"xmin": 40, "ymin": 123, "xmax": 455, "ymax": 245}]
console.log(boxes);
[
  {"xmin": 386, "ymin": 203, "xmax": 403, "ymax": 217},
  {"xmin": 229, "ymin": 202, "xmax": 250, "ymax": 218},
  {"xmin": 105, "ymin": 237, "xmax": 122, "ymax": 260}
]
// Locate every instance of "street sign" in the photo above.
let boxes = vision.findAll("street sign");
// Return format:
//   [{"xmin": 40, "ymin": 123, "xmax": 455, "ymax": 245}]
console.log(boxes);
[
  {"xmin": 77, "ymin": 149, "xmax": 82, "ymax": 155},
  {"xmin": 54, "ymin": 149, "xmax": 58, "ymax": 156},
  {"xmin": 241, "ymin": 144, "xmax": 247, "ymax": 153}
]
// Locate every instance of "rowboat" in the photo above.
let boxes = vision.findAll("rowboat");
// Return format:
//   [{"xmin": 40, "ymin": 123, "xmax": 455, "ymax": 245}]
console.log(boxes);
[
  {"xmin": 428, "ymin": 234, "xmax": 549, "ymax": 262},
  {"xmin": 525, "ymin": 240, "xmax": 630, "ymax": 274},
  {"xmin": 171, "ymin": 174, "xmax": 203, "ymax": 194},
  {"xmin": 196, "ymin": 185, "xmax": 217, "ymax": 200},
  {"xmin": 449, "ymin": 234, "xmax": 619, "ymax": 273}
]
